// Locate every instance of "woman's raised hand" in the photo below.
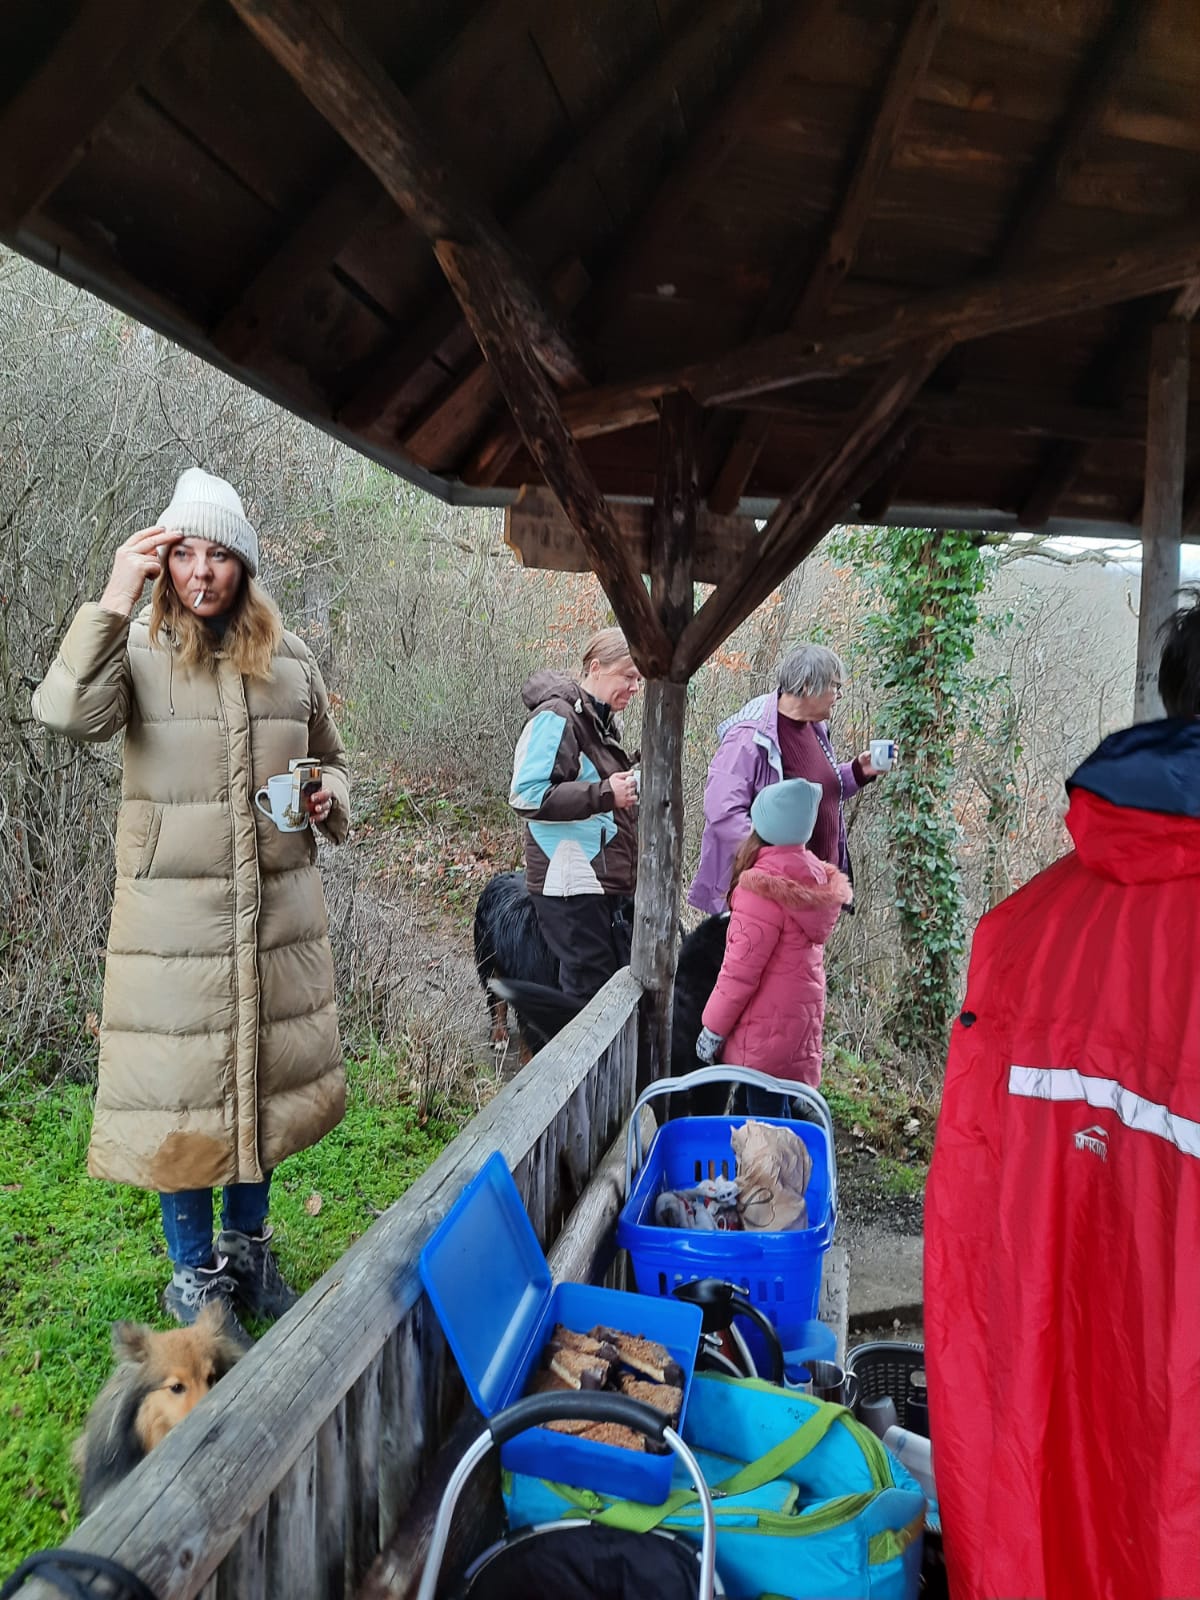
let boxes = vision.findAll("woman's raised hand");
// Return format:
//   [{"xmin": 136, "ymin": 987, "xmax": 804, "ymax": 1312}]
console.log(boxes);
[{"xmin": 99, "ymin": 527, "xmax": 179, "ymax": 616}]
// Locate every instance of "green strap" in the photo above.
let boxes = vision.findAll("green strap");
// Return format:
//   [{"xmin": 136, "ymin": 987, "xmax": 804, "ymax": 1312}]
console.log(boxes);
[{"xmin": 583, "ymin": 1400, "xmax": 854, "ymax": 1535}]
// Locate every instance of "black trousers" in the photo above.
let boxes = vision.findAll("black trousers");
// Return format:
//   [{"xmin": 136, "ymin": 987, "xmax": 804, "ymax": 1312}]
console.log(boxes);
[{"xmin": 531, "ymin": 892, "xmax": 633, "ymax": 1005}]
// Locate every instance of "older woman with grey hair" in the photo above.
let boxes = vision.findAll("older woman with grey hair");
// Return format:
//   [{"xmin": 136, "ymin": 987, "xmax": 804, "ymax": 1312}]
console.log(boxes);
[{"xmin": 688, "ymin": 643, "xmax": 889, "ymax": 914}]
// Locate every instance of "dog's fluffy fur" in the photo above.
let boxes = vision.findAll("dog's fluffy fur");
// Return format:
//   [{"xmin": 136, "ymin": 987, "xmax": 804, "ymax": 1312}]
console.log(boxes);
[
  {"xmin": 474, "ymin": 871, "xmax": 730, "ymax": 1083},
  {"xmin": 74, "ymin": 1303, "xmax": 243, "ymax": 1515},
  {"xmin": 473, "ymin": 869, "xmax": 560, "ymax": 1057}
]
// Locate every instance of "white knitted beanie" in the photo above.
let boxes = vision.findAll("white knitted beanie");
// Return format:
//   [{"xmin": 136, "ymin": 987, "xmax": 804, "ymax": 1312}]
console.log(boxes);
[{"xmin": 157, "ymin": 467, "xmax": 259, "ymax": 577}]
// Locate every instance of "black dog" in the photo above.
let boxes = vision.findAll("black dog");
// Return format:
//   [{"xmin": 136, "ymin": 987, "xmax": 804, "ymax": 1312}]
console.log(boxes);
[
  {"xmin": 474, "ymin": 871, "xmax": 729, "ymax": 1080},
  {"xmin": 473, "ymin": 870, "xmax": 561, "ymax": 1060}
]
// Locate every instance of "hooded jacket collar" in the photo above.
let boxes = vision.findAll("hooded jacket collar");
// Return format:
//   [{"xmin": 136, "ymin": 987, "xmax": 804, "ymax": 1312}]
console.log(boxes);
[{"xmin": 1066, "ymin": 717, "xmax": 1200, "ymax": 883}]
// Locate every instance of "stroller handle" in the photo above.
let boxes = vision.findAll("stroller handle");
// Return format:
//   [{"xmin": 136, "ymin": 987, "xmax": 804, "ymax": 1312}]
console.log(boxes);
[
  {"xmin": 416, "ymin": 1392, "xmax": 717, "ymax": 1600},
  {"xmin": 486, "ymin": 1390, "xmax": 666, "ymax": 1447},
  {"xmin": 624, "ymin": 1065, "xmax": 838, "ymax": 1221}
]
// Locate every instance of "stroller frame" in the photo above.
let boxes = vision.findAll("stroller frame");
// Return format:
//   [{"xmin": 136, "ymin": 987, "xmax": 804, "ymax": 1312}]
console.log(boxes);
[{"xmin": 416, "ymin": 1392, "xmax": 718, "ymax": 1600}]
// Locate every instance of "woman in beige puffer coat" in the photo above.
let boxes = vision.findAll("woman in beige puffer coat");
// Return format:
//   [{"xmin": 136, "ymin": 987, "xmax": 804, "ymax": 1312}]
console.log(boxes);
[{"xmin": 33, "ymin": 468, "xmax": 348, "ymax": 1336}]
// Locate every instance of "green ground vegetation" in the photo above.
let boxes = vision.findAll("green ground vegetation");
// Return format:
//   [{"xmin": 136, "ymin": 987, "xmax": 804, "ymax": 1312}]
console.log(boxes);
[
  {"xmin": 821, "ymin": 1046, "xmax": 935, "ymax": 1173},
  {"xmin": 0, "ymin": 1054, "xmax": 464, "ymax": 1572}
]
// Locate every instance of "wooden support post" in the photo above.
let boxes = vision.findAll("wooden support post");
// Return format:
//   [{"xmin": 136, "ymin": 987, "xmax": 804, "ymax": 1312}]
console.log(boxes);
[
  {"xmin": 630, "ymin": 395, "xmax": 699, "ymax": 1084},
  {"xmin": 1136, "ymin": 320, "xmax": 1189, "ymax": 720}
]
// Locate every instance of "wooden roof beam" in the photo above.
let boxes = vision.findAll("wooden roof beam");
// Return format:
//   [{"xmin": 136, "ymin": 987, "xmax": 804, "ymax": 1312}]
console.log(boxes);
[
  {"xmin": 348, "ymin": 0, "xmax": 754, "ymax": 449},
  {"xmin": 0, "ymin": 0, "xmax": 205, "ymax": 233},
  {"xmin": 561, "ymin": 220, "xmax": 1200, "ymax": 440},
  {"xmin": 672, "ymin": 339, "xmax": 949, "ymax": 678},
  {"xmin": 1019, "ymin": 284, "xmax": 1200, "ymax": 528},
  {"xmin": 730, "ymin": 380, "xmax": 1188, "ymax": 445},
  {"xmin": 228, "ymin": 0, "xmax": 588, "ymax": 391},
  {"xmin": 462, "ymin": 0, "xmax": 834, "ymax": 489},
  {"xmin": 863, "ymin": 0, "xmax": 1147, "ymax": 526},
  {"xmin": 438, "ymin": 240, "xmax": 672, "ymax": 677},
  {"xmin": 707, "ymin": 0, "xmax": 945, "ymax": 514}
]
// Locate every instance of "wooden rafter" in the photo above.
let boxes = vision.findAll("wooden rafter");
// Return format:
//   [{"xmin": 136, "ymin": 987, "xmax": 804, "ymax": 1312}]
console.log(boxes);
[
  {"xmin": 227, "ymin": 0, "xmax": 588, "ymax": 391},
  {"xmin": 438, "ymin": 240, "xmax": 672, "ymax": 676},
  {"xmin": 707, "ymin": 0, "xmax": 945, "ymax": 514},
  {"xmin": 1021, "ymin": 283, "xmax": 1200, "ymax": 528},
  {"xmin": 0, "ymin": 0, "xmax": 205, "ymax": 232},
  {"xmin": 215, "ymin": 0, "xmax": 540, "ymax": 381},
  {"xmin": 832, "ymin": 0, "xmax": 1149, "ymax": 528},
  {"xmin": 361, "ymin": 0, "xmax": 755, "ymax": 455},
  {"xmin": 461, "ymin": 0, "xmax": 833, "ymax": 489},
  {"xmin": 727, "ymin": 379, "xmax": 1195, "ymax": 446},
  {"xmin": 560, "ymin": 220, "xmax": 1200, "ymax": 440},
  {"xmin": 672, "ymin": 339, "xmax": 950, "ymax": 678}
]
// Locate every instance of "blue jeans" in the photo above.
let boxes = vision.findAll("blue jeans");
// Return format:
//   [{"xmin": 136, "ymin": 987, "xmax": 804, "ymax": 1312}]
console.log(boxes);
[
  {"xmin": 159, "ymin": 1177, "xmax": 273, "ymax": 1270},
  {"xmin": 733, "ymin": 1086, "xmax": 795, "ymax": 1119}
]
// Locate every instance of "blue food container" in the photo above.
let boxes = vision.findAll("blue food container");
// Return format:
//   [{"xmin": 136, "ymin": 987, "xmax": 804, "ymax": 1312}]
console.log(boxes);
[
  {"xmin": 420, "ymin": 1151, "xmax": 702, "ymax": 1504},
  {"xmin": 617, "ymin": 1114, "xmax": 835, "ymax": 1362}
]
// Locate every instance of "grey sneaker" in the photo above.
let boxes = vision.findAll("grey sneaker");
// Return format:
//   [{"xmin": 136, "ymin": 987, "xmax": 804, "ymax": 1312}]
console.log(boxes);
[
  {"xmin": 217, "ymin": 1225, "xmax": 299, "ymax": 1322},
  {"xmin": 163, "ymin": 1256, "xmax": 250, "ymax": 1347}
]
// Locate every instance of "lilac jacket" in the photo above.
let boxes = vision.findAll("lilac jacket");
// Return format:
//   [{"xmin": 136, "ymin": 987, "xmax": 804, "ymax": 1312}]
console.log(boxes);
[{"xmin": 687, "ymin": 691, "xmax": 864, "ymax": 915}]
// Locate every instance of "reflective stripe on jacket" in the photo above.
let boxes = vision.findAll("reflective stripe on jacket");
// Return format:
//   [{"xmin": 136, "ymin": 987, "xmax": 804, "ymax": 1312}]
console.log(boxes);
[{"xmin": 926, "ymin": 717, "xmax": 1200, "ymax": 1600}]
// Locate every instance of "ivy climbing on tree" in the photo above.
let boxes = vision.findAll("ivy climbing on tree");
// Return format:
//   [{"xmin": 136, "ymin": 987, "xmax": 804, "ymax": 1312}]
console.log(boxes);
[{"xmin": 850, "ymin": 525, "xmax": 992, "ymax": 1066}]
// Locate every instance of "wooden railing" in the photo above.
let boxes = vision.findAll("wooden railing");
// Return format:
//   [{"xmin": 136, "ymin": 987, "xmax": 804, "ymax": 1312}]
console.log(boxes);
[{"xmin": 12, "ymin": 970, "xmax": 642, "ymax": 1600}]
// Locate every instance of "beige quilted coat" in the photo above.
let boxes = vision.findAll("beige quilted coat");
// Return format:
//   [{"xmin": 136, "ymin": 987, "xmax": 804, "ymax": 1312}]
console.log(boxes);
[{"xmin": 33, "ymin": 602, "xmax": 349, "ymax": 1191}]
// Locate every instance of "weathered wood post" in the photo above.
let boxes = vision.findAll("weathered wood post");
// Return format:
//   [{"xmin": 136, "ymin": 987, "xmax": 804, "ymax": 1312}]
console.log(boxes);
[
  {"xmin": 630, "ymin": 394, "xmax": 699, "ymax": 1085},
  {"xmin": 1135, "ymin": 319, "xmax": 1189, "ymax": 720}
]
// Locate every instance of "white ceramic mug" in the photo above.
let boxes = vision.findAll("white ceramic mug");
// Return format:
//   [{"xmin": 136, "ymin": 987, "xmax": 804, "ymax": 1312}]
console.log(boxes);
[
  {"xmin": 869, "ymin": 738, "xmax": 897, "ymax": 771},
  {"xmin": 254, "ymin": 773, "xmax": 308, "ymax": 832}
]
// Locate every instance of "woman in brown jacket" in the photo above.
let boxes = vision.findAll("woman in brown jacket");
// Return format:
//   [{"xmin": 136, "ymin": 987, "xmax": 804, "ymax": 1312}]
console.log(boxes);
[{"xmin": 33, "ymin": 468, "xmax": 349, "ymax": 1336}]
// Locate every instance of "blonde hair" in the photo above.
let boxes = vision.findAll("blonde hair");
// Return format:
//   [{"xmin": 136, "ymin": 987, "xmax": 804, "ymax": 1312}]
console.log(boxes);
[
  {"xmin": 582, "ymin": 627, "xmax": 631, "ymax": 674},
  {"xmin": 728, "ymin": 830, "xmax": 765, "ymax": 898},
  {"xmin": 148, "ymin": 571, "xmax": 283, "ymax": 680}
]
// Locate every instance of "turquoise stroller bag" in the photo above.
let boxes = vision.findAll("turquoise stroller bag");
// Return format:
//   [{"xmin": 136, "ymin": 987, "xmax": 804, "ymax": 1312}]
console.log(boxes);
[{"xmin": 503, "ymin": 1372, "xmax": 924, "ymax": 1600}]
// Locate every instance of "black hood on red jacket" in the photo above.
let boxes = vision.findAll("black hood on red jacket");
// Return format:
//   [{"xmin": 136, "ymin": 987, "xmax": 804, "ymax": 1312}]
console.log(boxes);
[{"xmin": 1066, "ymin": 716, "xmax": 1200, "ymax": 819}]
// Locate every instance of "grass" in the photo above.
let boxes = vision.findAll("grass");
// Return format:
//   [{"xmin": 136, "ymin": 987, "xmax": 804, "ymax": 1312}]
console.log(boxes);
[
  {"xmin": 0, "ymin": 1054, "xmax": 466, "ymax": 1573},
  {"xmin": 821, "ymin": 1045, "xmax": 937, "ymax": 1166}
]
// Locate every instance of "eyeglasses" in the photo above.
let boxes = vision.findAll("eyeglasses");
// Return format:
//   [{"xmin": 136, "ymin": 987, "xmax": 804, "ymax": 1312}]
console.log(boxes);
[{"xmin": 830, "ymin": 682, "xmax": 845, "ymax": 697}]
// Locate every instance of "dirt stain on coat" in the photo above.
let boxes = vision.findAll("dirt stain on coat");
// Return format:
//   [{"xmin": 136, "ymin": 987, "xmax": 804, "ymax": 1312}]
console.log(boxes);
[{"xmin": 149, "ymin": 1132, "xmax": 233, "ymax": 1192}]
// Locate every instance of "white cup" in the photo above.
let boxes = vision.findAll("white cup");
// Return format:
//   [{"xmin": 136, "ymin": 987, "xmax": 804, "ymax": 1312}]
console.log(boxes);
[
  {"xmin": 869, "ymin": 738, "xmax": 897, "ymax": 771},
  {"xmin": 254, "ymin": 773, "xmax": 309, "ymax": 832}
]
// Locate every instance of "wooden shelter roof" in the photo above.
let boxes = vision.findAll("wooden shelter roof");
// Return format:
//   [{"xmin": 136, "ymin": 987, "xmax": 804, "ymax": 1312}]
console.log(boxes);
[{"xmin": 4, "ymin": 1, "xmax": 1200, "ymax": 559}]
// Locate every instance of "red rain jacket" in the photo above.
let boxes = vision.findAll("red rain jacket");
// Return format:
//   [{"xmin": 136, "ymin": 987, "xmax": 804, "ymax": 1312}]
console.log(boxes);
[{"xmin": 926, "ymin": 717, "xmax": 1200, "ymax": 1600}]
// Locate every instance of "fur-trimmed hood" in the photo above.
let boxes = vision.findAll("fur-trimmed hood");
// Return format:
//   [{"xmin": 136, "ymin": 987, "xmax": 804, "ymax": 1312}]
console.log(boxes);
[{"xmin": 737, "ymin": 846, "xmax": 853, "ymax": 913}]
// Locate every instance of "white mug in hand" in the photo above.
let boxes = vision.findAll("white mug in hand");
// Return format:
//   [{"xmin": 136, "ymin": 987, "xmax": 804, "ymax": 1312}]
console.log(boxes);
[
  {"xmin": 869, "ymin": 738, "xmax": 897, "ymax": 771},
  {"xmin": 254, "ymin": 773, "xmax": 309, "ymax": 832}
]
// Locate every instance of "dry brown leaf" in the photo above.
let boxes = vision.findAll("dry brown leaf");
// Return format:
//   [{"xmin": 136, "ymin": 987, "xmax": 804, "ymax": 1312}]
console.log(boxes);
[
  {"xmin": 85, "ymin": 1012, "xmax": 101, "ymax": 1038},
  {"xmin": 304, "ymin": 1192, "xmax": 323, "ymax": 1216}
]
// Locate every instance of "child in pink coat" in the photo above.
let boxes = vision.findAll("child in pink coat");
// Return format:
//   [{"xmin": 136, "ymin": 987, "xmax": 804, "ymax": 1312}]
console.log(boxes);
[{"xmin": 696, "ymin": 778, "xmax": 852, "ymax": 1086}]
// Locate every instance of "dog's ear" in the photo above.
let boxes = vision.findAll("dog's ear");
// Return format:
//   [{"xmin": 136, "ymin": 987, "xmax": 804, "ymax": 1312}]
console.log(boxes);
[
  {"xmin": 111, "ymin": 1320, "xmax": 152, "ymax": 1365},
  {"xmin": 194, "ymin": 1300, "xmax": 246, "ymax": 1372}
]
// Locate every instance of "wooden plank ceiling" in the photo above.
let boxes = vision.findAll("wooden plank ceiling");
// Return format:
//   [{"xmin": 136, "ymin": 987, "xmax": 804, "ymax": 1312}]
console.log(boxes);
[{"xmin": 3, "ymin": 0, "xmax": 1200, "ymax": 543}]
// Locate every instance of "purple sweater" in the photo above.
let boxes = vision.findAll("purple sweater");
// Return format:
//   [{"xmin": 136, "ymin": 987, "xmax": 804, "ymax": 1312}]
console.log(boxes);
[{"xmin": 688, "ymin": 691, "xmax": 869, "ymax": 915}]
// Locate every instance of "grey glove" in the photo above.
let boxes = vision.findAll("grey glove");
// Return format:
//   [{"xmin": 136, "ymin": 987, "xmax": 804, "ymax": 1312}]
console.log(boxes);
[{"xmin": 696, "ymin": 1026, "xmax": 724, "ymax": 1065}]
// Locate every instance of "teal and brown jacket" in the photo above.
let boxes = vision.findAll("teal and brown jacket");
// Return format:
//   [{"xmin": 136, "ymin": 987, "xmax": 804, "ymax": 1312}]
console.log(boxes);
[{"xmin": 508, "ymin": 670, "xmax": 637, "ymax": 897}]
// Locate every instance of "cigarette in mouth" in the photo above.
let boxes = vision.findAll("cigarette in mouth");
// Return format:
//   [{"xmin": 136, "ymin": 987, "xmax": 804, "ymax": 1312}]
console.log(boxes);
[{"xmin": 193, "ymin": 592, "xmax": 205, "ymax": 609}]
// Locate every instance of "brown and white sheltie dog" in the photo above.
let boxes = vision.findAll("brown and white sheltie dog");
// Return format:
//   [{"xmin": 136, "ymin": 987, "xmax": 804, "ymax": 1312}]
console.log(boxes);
[{"xmin": 73, "ymin": 1302, "xmax": 243, "ymax": 1514}]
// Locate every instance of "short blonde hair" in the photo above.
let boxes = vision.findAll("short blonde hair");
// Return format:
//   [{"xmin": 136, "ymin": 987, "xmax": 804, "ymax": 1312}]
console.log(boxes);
[{"xmin": 582, "ymin": 627, "xmax": 631, "ymax": 674}]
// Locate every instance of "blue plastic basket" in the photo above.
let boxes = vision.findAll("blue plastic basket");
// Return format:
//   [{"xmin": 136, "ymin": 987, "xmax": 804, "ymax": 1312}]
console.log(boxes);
[{"xmin": 617, "ymin": 1067, "xmax": 837, "ymax": 1352}]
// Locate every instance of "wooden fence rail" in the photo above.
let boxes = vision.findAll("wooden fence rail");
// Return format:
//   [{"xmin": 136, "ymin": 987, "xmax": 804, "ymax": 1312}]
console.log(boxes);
[{"xmin": 11, "ymin": 971, "xmax": 642, "ymax": 1600}]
